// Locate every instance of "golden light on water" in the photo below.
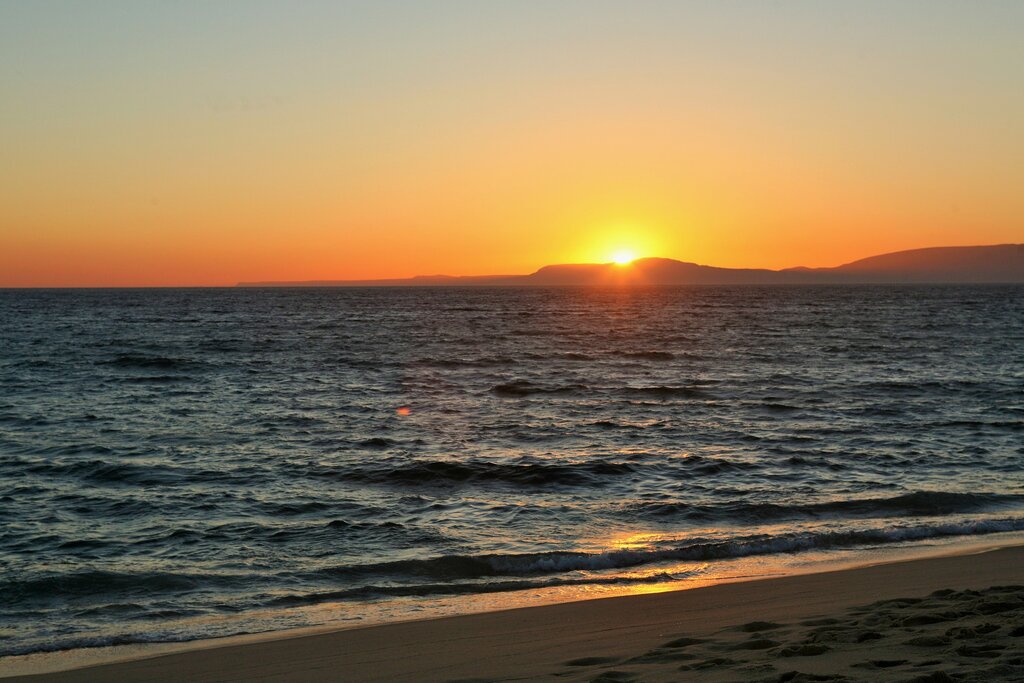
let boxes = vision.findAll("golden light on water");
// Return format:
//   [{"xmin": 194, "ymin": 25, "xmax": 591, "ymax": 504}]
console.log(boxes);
[{"xmin": 608, "ymin": 531, "xmax": 663, "ymax": 550}]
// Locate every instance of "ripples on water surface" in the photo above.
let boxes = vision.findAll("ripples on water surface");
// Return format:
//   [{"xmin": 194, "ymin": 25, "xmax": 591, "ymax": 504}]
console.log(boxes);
[{"xmin": 1, "ymin": 285, "xmax": 1022, "ymax": 655}]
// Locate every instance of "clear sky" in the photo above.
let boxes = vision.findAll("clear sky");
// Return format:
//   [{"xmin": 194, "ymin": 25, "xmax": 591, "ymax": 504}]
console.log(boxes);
[{"xmin": 2, "ymin": 0, "xmax": 1021, "ymax": 286}]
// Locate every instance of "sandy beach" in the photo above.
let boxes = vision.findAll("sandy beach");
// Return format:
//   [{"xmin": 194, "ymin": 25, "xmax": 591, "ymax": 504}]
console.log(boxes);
[{"xmin": 4, "ymin": 544, "xmax": 1022, "ymax": 683}]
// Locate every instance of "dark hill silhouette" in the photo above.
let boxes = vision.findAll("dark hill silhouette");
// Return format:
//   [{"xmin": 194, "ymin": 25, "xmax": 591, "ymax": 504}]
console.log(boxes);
[
  {"xmin": 525, "ymin": 258, "xmax": 781, "ymax": 285},
  {"xmin": 784, "ymin": 244, "xmax": 1024, "ymax": 283},
  {"xmin": 238, "ymin": 244, "xmax": 1023, "ymax": 286}
]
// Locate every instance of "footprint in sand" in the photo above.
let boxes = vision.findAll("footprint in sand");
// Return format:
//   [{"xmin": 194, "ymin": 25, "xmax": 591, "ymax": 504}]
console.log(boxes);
[
  {"xmin": 776, "ymin": 671, "xmax": 847, "ymax": 682},
  {"xmin": 660, "ymin": 636, "xmax": 706, "ymax": 648},
  {"xmin": 776, "ymin": 643, "xmax": 830, "ymax": 657},
  {"xmin": 953, "ymin": 643, "xmax": 1005, "ymax": 658},
  {"xmin": 851, "ymin": 658, "xmax": 909, "ymax": 669},
  {"xmin": 727, "ymin": 637, "xmax": 781, "ymax": 650},
  {"xmin": 905, "ymin": 635, "xmax": 950, "ymax": 647},
  {"xmin": 587, "ymin": 670, "xmax": 634, "ymax": 682},
  {"xmin": 901, "ymin": 612, "xmax": 958, "ymax": 626},
  {"xmin": 624, "ymin": 649, "xmax": 697, "ymax": 664},
  {"xmin": 677, "ymin": 656, "xmax": 737, "ymax": 671},
  {"xmin": 904, "ymin": 673, "xmax": 956, "ymax": 683},
  {"xmin": 854, "ymin": 630, "xmax": 883, "ymax": 642},
  {"xmin": 564, "ymin": 586, "xmax": 1024, "ymax": 683},
  {"xmin": 735, "ymin": 620, "xmax": 782, "ymax": 633}
]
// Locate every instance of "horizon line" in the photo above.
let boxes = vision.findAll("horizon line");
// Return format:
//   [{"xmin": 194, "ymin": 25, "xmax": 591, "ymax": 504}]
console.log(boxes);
[{"xmin": 2, "ymin": 242, "xmax": 1020, "ymax": 289}]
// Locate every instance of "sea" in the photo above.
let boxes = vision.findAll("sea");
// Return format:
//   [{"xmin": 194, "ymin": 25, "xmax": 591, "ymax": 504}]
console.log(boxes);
[{"xmin": 1, "ymin": 285, "xmax": 1023, "ymax": 658}]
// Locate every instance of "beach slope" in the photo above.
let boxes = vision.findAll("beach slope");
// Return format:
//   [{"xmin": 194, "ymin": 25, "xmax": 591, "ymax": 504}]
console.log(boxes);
[{"xmin": 7, "ymin": 546, "xmax": 1024, "ymax": 682}]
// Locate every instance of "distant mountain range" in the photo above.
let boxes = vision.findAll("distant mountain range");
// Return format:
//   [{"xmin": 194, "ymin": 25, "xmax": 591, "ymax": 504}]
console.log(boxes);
[{"xmin": 238, "ymin": 244, "xmax": 1023, "ymax": 287}]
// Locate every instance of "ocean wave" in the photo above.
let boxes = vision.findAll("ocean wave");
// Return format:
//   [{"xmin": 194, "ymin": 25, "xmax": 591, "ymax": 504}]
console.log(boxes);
[
  {"xmin": 121, "ymin": 518, "xmax": 445, "ymax": 550},
  {"xmin": 0, "ymin": 629, "xmax": 232, "ymax": 658},
  {"xmin": 13, "ymin": 458, "xmax": 278, "ymax": 489},
  {"xmin": 612, "ymin": 351, "xmax": 675, "ymax": 361},
  {"xmin": 358, "ymin": 437, "xmax": 394, "ymax": 449},
  {"xmin": 99, "ymin": 354, "xmax": 196, "ymax": 370},
  {"xmin": 932, "ymin": 419, "xmax": 1024, "ymax": 431},
  {"xmin": 759, "ymin": 402, "xmax": 801, "ymax": 411},
  {"xmin": 319, "ymin": 516, "xmax": 1024, "ymax": 582},
  {"xmin": 861, "ymin": 379, "xmax": 988, "ymax": 395},
  {"xmin": 7, "ymin": 516, "xmax": 1024, "ymax": 655},
  {"xmin": 413, "ymin": 356, "xmax": 515, "ymax": 368},
  {"xmin": 491, "ymin": 381, "xmax": 587, "ymax": 396},
  {"xmin": 312, "ymin": 458, "xmax": 637, "ymax": 486},
  {"xmin": 0, "ymin": 572, "xmax": 678, "ymax": 656},
  {"xmin": 268, "ymin": 571, "xmax": 686, "ymax": 607},
  {"xmin": 490, "ymin": 381, "xmax": 712, "ymax": 398},
  {"xmin": 120, "ymin": 375, "xmax": 193, "ymax": 384},
  {"xmin": 2, "ymin": 570, "xmax": 230, "ymax": 604},
  {"xmin": 557, "ymin": 352, "xmax": 598, "ymax": 361},
  {"xmin": 622, "ymin": 385, "xmax": 709, "ymax": 398},
  {"xmin": 685, "ymin": 456, "xmax": 757, "ymax": 475},
  {"xmin": 251, "ymin": 499, "xmax": 384, "ymax": 518},
  {"xmin": 324, "ymin": 356, "xmax": 383, "ymax": 369},
  {"xmin": 587, "ymin": 419, "xmax": 665, "ymax": 430},
  {"xmin": 629, "ymin": 491, "xmax": 1024, "ymax": 523},
  {"xmin": 6, "ymin": 523, "xmax": 445, "ymax": 605},
  {"xmin": 22, "ymin": 458, "xmax": 189, "ymax": 486}
]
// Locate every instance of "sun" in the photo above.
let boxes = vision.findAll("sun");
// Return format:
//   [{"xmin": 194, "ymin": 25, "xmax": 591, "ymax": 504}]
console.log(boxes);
[{"xmin": 611, "ymin": 249, "xmax": 637, "ymax": 265}]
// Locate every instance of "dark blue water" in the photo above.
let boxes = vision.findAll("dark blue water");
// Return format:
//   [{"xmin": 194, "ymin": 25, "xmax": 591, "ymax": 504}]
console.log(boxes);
[{"xmin": 1, "ymin": 285, "xmax": 1022, "ymax": 656}]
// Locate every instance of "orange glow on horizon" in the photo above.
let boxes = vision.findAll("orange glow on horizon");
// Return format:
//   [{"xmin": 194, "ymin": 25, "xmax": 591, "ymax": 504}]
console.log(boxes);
[{"xmin": 3, "ymin": 4, "xmax": 1022, "ymax": 287}]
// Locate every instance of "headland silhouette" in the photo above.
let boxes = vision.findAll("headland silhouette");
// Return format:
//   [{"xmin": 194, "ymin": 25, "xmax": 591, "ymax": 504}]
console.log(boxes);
[{"xmin": 238, "ymin": 244, "xmax": 1023, "ymax": 287}]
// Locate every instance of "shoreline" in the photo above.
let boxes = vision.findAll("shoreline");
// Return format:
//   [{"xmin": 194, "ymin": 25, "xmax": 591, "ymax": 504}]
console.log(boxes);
[{"xmin": 5, "ymin": 541, "xmax": 1023, "ymax": 682}]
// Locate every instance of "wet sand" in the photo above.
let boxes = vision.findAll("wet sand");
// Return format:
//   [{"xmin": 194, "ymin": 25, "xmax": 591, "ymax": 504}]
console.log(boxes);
[{"xmin": 5, "ymin": 545, "xmax": 1023, "ymax": 682}]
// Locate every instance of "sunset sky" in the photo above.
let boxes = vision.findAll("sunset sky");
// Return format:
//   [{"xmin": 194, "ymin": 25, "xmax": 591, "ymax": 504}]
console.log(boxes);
[{"xmin": 2, "ymin": 1, "xmax": 1022, "ymax": 286}]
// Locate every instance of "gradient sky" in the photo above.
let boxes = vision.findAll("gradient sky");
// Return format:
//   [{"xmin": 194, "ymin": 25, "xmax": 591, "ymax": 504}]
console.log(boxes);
[{"xmin": 2, "ymin": 1, "xmax": 1022, "ymax": 286}]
